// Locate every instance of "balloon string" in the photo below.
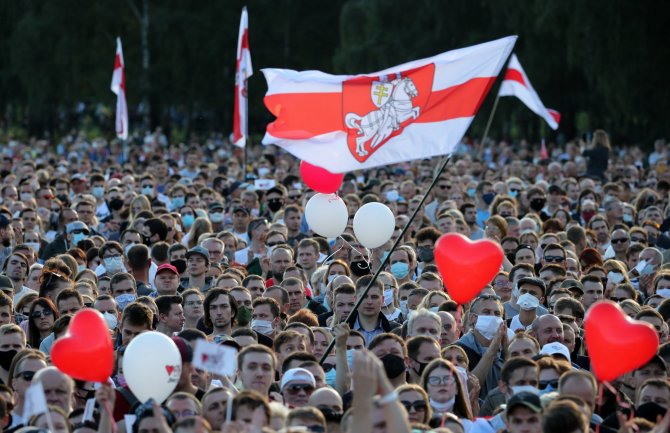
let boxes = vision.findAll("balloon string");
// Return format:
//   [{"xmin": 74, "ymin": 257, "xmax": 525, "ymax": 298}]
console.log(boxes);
[
  {"xmin": 595, "ymin": 382, "xmax": 603, "ymax": 433},
  {"xmin": 102, "ymin": 401, "xmax": 117, "ymax": 433}
]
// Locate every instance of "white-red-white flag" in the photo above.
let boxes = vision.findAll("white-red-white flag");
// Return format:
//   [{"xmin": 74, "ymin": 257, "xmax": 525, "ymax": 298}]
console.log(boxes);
[
  {"xmin": 110, "ymin": 37, "xmax": 128, "ymax": 140},
  {"xmin": 233, "ymin": 7, "xmax": 253, "ymax": 148},
  {"xmin": 498, "ymin": 54, "xmax": 559, "ymax": 130},
  {"xmin": 261, "ymin": 36, "xmax": 516, "ymax": 173}
]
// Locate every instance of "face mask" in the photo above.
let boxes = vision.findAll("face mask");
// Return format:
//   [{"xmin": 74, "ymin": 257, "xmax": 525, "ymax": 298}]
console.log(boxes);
[
  {"xmin": 323, "ymin": 295, "xmax": 331, "ymax": 312},
  {"xmin": 327, "ymin": 274, "xmax": 337, "ymax": 284},
  {"xmin": 171, "ymin": 259, "xmax": 187, "ymax": 274},
  {"xmin": 412, "ymin": 358, "xmax": 429, "ymax": 377},
  {"xmin": 350, "ymin": 260, "xmax": 370, "ymax": 277},
  {"xmin": 20, "ymin": 192, "xmax": 33, "ymax": 202},
  {"xmin": 400, "ymin": 300, "xmax": 409, "ymax": 316},
  {"xmin": 417, "ymin": 246, "xmax": 434, "ymax": 263},
  {"xmin": 383, "ymin": 288, "xmax": 394, "ymax": 306},
  {"xmin": 430, "ymin": 306, "xmax": 440, "ymax": 313},
  {"xmin": 104, "ymin": 256, "xmax": 124, "ymax": 273},
  {"xmin": 467, "ymin": 188, "xmax": 476, "ymax": 198},
  {"xmin": 103, "ymin": 312, "xmax": 118, "ymax": 330},
  {"xmin": 92, "ymin": 186, "xmax": 105, "ymax": 199},
  {"xmin": 509, "ymin": 190, "xmax": 518, "ymax": 198},
  {"xmin": 77, "ymin": 264, "xmax": 86, "ymax": 273},
  {"xmin": 381, "ymin": 354, "xmax": 406, "ymax": 379},
  {"xmin": 237, "ymin": 306, "xmax": 252, "ymax": 326},
  {"xmin": 251, "ymin": 319, "xmax": 274, "ymax": 336},
  {"xmin": 346, "ymin": 349, "xmax": 355, "ymax": 370},
  {"xmin": 171, "ymin": 196, "xmax": 185, "ymax": 210},
  {"xmin": 258, "ymin": 167, "xmax": 270, "ymax": 177},
  {"xmin": 210, "ymin": 212, "xmax": 224, "ymax": 223},
  {"xmin": 511, "ymin": 385, "xmax": 539, "ymax": 396},
  {"xmin": 72, "ymin": 232, "xmax": 86, "ymax": 247},
  {"xmin": 182, "ymin": 215, "xmax": 195, "ymax": 229},
  {"xmin": 25, "ymin": 242, "xmax": 41, "ymax": 254},
  {"xmin": 56, "ymin": 193, "xmax": 69, "ymax": 203},
  {"xmin": 124, "ymin": 243, "xmax": 138, "ymax": 257},
  {"xmin": 141, "ymin": 186, "xmax": 154, "ymax": 197},
  {"xmin": 312, "ymin": 294, "xmax": 325, "ymax": 305},
  {"xmin": 530, "ymin": 198, "xmax": 546, "ymax": 212},
  {"xmin": 390, "ymin": 262, "xmax": 410, "ymax": 280},
  {"xmin": 114, "ymin": 373, "xmax": 127, "ymax": 387},
  {"xmin": 482, "ymin": 192, "xmax": 496, "ymax": 205},
  {"xmin": 115, "ymin": 293, "xmax": 136, "ymax": 310},
  {"xmin": 648, "ymin": 235, "xmax": 658, "ymax": 246},
  {"xmin": 320, "ymin": 408, "xmax": 343, "ymax": 424},
  {"xmin": 539, "ymin": 384, "xmax": 556, "ymax": 396},
  {"xmin": 109, "ymin": 198, "xmax": 124, "ymax": 211},
  {"xmin": 474, "ymin": 315, "xmax": 504, "ymax": 341},
  {"xmin": 582, "ymin": 210, "xmax": 596, "ymax": 223},
  {"xmin": 0, "ymin": 349, "xmax": 18, "ymax": 370},
  {"xmin": 430, "ymin": 397, "xmax": 455, "ymax": 413},
  {"xmin": 658, "ymin": 289, "xmax": 670, "ymax": 298},
  {"xmin": 267, "ymin": 199, "xmax": 283, "ymax": 213},
  {"xmin": 142, "ymin": 235, "xmax": 153, "ymax": 246},
  {"xmin": 324, "ymin": 369, "xmax": 337, "ymax": 387},
  {"xmin": 623, "ymin": 214, "xmax": 634, "ymax": 223},
  {"xmin": 517, "ymin": 293, "xmax": 540, "ymax": 311}
]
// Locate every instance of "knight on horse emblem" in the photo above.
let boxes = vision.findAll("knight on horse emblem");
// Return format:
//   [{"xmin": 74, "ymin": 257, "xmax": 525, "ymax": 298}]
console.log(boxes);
[{"xmin": 345, "ymin": 76, "xmax": 420, "ymax": 157}]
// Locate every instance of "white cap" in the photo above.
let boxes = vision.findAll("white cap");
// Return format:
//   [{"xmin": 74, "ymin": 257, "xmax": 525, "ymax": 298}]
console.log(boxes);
[
  {"xmin": 540, "ymin": 342, "xmax": 571, "ymax": 361},
  {"xmin": 280, "ymin": 368, "xmax": 315, "ymax": 391}
]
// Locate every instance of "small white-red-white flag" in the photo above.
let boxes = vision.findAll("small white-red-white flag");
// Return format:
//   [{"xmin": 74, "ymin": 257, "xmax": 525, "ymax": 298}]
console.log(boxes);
[
  {"xmin": 498, "ymin": 54, "xmax": 559, "ymax": 130},
  {"xmin": 110, "ymin": 37, "xmax": 128, "ymax": 140},
  {"xmin": 233, "ymin": 7, "xmax": 253, "ymax": 148},
  {"xmin": 262, "ymin": 36, "xmax": 517, "ymax": 173}
]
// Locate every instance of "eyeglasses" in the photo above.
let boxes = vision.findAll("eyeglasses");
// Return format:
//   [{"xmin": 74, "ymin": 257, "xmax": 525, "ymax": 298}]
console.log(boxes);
[
  {"xmin": 267, "ymin": 242, "xmax": 280, "ymax": 247},
  {"xmin": 538, "ymin": 379, "xmax": 559, "ymax": 390},
  {"xmin": 32, "ymin": 310, "xmax": 53, "ymax": 319},
  {"xmin": 427, "ymin": 375, "xmax": 454, "ymax": 386},
  {"xmin": 289, "ymin": 194, "xmax": 302, "ymax": 200},
  {"xmin": 544, "ymin": 255, "xmax": 565, "ymax": 263},
  {"xmin": 510, "ymin": 189, "xmax": 521, "ymax": 194},
  {"xmin": 383, "ymin": 284, "xmax": 396, "ymax": 291},
  {"xmin": 631, "ymin": 237, "xmax": 646, "ymax": 243},
  {"xmin": 172, "ymin": 409, "xmax": 196, "ymax": 418},
  {"xmin": 401, "ymin": 400, "xmax": 428, "ymax": 412},
  {"xmin": 305, "ymin": 426, "xmax": 325, "ymax": 433},
  {"xmin": 285, "ymin": 383, "xmax": 315, "ymax": 394},
  {"xmin": 185, "ymin": 301, "xmax": 203, "ymax": 307},
  {"xmin": 611, "ymin": 238, "xmax": 629, "ymax": 244},
  {"xmin": 15, "ymin": 371, "xmax": 36, "ymax": 381}
]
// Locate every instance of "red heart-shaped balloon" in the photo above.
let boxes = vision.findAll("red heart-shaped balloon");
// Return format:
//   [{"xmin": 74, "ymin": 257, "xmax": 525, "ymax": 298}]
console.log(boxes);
[
  {"xmin": 434, "ymin": 233, "xmax": 504, "ymax": 304},
  {"xmin": 51, "ymin": 309, "xmax": 114, "ymax": 382},
  {"xmin": 585, "ymin": 301, "xmax": 659, "ymax": 382}
]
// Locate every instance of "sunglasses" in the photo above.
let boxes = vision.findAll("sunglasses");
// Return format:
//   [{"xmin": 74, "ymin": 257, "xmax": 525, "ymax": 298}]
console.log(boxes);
[
  {"xmin": 438, "ymin": 185, "xmax": 451, "ymax": 190},
  {"xmin": 544, "ymin": 255, "xmax": 565, "ymax": 263},
  {"xmin": 322, "ymin": 363, "xmax": 336, "ymax": 373},
  {"xmin": 285, "ymin": 383, "xmax": 315, "ymax": 394},
  {"xmin": 611, "ymin": 238, "xmax": 629, "ymax": 244},
  {"xmin": 538, "ymin": 379, "xmax": 559, "ymax": 390},
  {"xmin": 32, "ymin": 310, "xmax": 53, "ymax": 319},
  {"xmin": 288, "ymin": 194, "xmax": 302, "ymax": 200},
  {"xmin": 631, "ymin": 237, "xmax": 646, "ymax": 243},
  {"xmin": 401, "ymin": 400, "xmax": 428, "ymax": 412},
  {"xmin": 15, "ymin": 371, "xmax": 36, "ymax": 381}
]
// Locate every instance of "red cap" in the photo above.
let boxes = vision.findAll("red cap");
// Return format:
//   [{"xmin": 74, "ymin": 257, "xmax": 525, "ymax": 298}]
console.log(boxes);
[{"xmin": 156, "ymin": 263, "xmax": 179, "ymax": 275}]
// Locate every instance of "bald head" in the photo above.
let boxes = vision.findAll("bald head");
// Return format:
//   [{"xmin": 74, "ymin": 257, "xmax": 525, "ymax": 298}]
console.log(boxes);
[
  {"xmin": 308, "ymin": 387, "xmax": 343, "ymax": 412},
  {"xmin": 531, "ymin": 314, "xmax": 564, "ymax": 346},
  {"xmin": 33, "ymin": 367, "xmax": 74, "ymax": 414}
]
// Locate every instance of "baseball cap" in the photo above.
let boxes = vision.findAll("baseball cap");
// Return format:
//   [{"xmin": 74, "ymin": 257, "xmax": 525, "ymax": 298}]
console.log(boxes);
[
  {"xmin": 66, "ymin": 221, "xmax": 90, "ymax": 235},
  {"xmin": 0, "ymin": 275, "xmax": 13, "ymax": 292},
  {"xmin": 540, "ymin": 342, "xmax": 571, "ymax": 361},
  {"xmin": 548, "ymin": 185, "xmax": 565, "ymax": 195},
  {"xmin": 208, "ymin": 202, "xmax": 225, "ymax": 212},
  {"xmin": 506, "ymin": 391, "xmax": 542, "ymax": 414},
  {"xmin": 71, "ymin": 174, "xmax": 87, "ymax": 182},
  {"xmin": 156, "ymin": 263, "xmax": 179, "ymax": 276},
  {"xmin": 232, "ymin": 207, "xmax": 250, "ymax": 215},
  {"xmin": 517, "ymin": 277, "xmax": 547, "ymax": 295},
  {"xmin": 560, "ymin": 279, "xmax": 584, "ymax": 295},
  {"xmin": 171, "ymin": 336, "xmax": 193, "ymax": 363},
  {"xmin": 0, "ymin": 214, "xmax": 10, "ymax": 229},
  {"xmin": 186, "ymin": 245, "xmax": 210, "ymax": 263},
  {"xmin": 280, "ymin": 368, "xmax": 316, "ymax": 391}
]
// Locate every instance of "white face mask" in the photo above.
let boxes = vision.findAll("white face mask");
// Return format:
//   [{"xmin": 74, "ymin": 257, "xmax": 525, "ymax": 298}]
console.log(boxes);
[
  {"xmin": 25, "ymin": 242, "xmax": 41, "ymax": 254},
  {"xmin": 383, "ymin": 288, "xmax": 394, "ymax": 306},
  {"xmin": 210, "ymin": 212, "xmax": 224, "ymax": 223},
  {"xmin": 430, "ymin": 306, "xmax": 440, "ymax": 313},
  {"xmin": 511, "ymin": 283, "xmax": 520, "ymax": 299},
  {"xmin": 327, "ymin": 274, "xmax": 337, "ymax": 284},
  {"xmin": 657, "ymin": 288, "xmax": 670, "ymax": 298},
  {"xmin": 141, "ymin": 186, "xmax": 154, "ymax": 197},
  {"xmin": 474, "ymin": 315, "xmax": 504, "ymax": 341},
  {"xmin": 430, "ymin": 397, "xmax": 455, "ymax": 413},
  {"xmin": 511, "ymin": 385, "xmax": 539, "ymax": 396},
  {"xmin": 517, "ymin": 293, "xmax": 540, "ymax": 311},
  {"xmin": 103, "ymin": 312, "xmax": 118, "ymax": 330},
  {"xmin": 251, "ymin": 319, "xmax": 274, "ymax": 336},
  {"xmin": 104, "ymin": 256, "xmax": 124, "ymax": 273},
  {"xmin": 399, "ymin": 300, "xmax": 408, "ymax": 316}
]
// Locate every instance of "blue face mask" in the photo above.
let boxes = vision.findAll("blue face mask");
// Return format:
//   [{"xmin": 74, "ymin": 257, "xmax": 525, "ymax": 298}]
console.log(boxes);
[
  {"xmin": 346, "ymin": 349, "xmax": 355, "ymax": 369},
  {"xmin": 509, "ymin": 190, "xmax": 518, "ymax": 198},
  {"xmin": 171, "ymin": 196, "xmax": 185, "ymax": 210},
  {"xmin": 182, "ymin": 214, "xmax": 195, "ymax": 229},
  {"xmin": 323, "ymin": 294, "xmax": 331, "ymax": 312},
  {"xmin": 467, "ymin": 188, "xmax": 476, "ymax": 198},
  {"xmin": 390, "ymin": 262, "xmax": 410, "ymax": 280},
  {"xmin": 72, "ymin": 232, "xmax": 87, "ymax": 247},
  {"xmin": 539, "ymin": 384, "xmax": 556, "ymax": 396},
  {"xmin": 324, "ymin": 368, "xmax": 337, "ymax": 387},
  {"xmin": 115, "ymin": 293, "xmax": 136, "ymax": 310}
]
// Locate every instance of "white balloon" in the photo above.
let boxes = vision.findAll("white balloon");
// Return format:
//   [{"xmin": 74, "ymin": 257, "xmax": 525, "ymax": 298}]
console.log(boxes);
[
  {"xmin": 305, "ymin": 193, "xmax": 348, "ymax": 238},
  {"xmin": 353, "ymin": 202, "xmax": 395, "ymax": 248},
  {"xmin": 123, "ymin": 331, "xmax": 181, "ymax": 403}
]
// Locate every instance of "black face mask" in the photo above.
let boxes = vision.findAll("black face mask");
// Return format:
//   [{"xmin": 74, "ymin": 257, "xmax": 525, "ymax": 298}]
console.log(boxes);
[
  {"xmin": 108, "ymin": 198, "xmax": 124, "ymax": 211},
  {"xmin": 350, "ymin": 260, "xmax": 370, "ymax": 277},
  {"xmin": 381, "ymin": 353, "xmax": 406, "ymax": 379},
  {"xmin": 412, "ymin": 357, "xmax": 429, "ymax": 377},
  {"xmin": 171, "ymin": 259, "xmax": 187, "ymax": 274},
  {"xmin": 530, "ymin": 198, "xmax": 546, "ymax": 212},
  {"xmin": 267, "ymin": 199, "xmax": 283, "ymax": 212},
  {"xmin": 417, "ymin": 246, "xmax": 434, "ymax": 263},
  {"xmin": 56, "ymin": 194, "xmax": 69, "ymax": 203},
  {"xmin": 0, "ymin": 349, "xmax": 17, "ymax": 370},
  {"xmin": 143, "ymin": 235, "xmax": 153, "ymax": 246}
]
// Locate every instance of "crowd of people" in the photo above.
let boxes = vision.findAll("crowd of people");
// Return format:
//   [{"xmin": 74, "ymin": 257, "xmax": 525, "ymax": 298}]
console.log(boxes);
[{"xmin": 0, "ymin": 128, "xmax": 668, "ymax": 433}]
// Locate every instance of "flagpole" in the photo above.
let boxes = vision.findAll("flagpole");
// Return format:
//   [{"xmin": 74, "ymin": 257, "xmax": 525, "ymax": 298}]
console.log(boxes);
[
  {"xmin": 319, "ymin": 155, "xmax": 452, "ymax": 364},
  {"xmin": 478, "ymin": 93, "xmax": 500, "ymax": 157}
]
